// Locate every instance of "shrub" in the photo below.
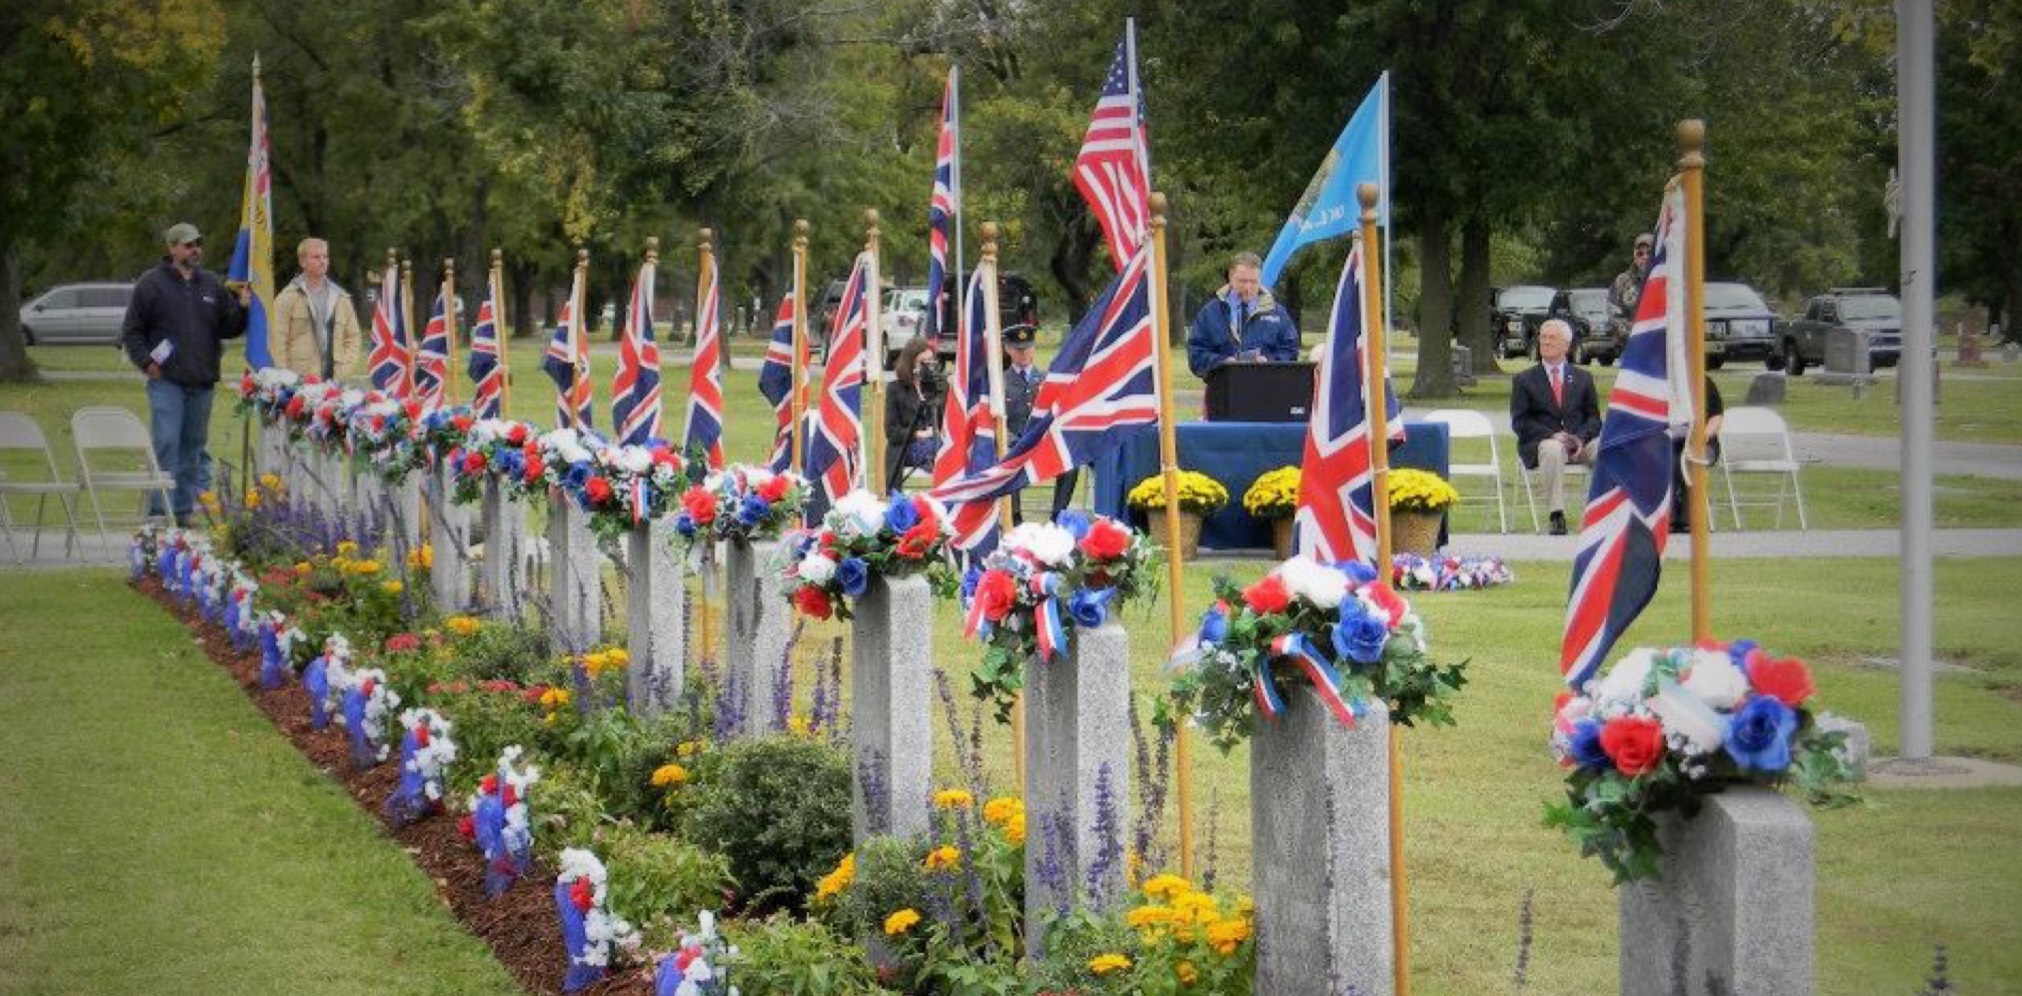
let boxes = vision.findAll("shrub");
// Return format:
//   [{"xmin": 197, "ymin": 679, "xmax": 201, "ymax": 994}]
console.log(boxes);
[
  {"xmin": 722, "ymin": 915, "xmax": 887, "ymax": 996},
  {"xmin": 531, "ymin": 760, "xmax": 617, "ymax": 858},
  {"xmin": 599, "ymin": 825, "xmax": 735, "ymax": 950},
  {"xmin": 681, "ymin": 735, "xmax": 853, "ymax": 916},
  {"xmin": 444, "ymin": 621, "xmax": 551, "ymax": 684},
  {"xmin": 554, "ymin": 709, "xmax": 685, "ymax": 828},
  {"xmin": 818, "ymin": 835, "xmax": 930, "ymax": 951},
  {"xmin": 434, "ymin": 686, "xmax": 545, "ymax": 791}
]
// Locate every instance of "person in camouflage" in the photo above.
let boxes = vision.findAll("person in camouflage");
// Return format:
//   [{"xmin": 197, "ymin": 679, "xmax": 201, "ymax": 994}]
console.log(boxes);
[{"xmin": 1607, "ymin": 232, "xmax": 1654, "ymax": 350}]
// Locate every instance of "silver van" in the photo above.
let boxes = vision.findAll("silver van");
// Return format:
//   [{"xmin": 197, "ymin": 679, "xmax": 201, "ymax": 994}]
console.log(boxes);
[{"xmin": 19, "ymin": 282, "xmax": 134, "ymax": 345}]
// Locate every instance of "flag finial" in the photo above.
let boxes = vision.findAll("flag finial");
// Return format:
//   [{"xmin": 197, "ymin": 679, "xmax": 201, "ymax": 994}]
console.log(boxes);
[
  {"xmin": 698, "ymin": 228, "xmax": 713, "ymax": 254},
  {"xmin": 575, "ymin": 247, "xmax": 589, "ymax": 269},
  {"xmin": 644, "ymin": 236, "xmax": 660, "ymax": 265},
  {"xmin": 864, "ymin": 209, "xmax": 880, "ymax": 250},
  {"xmin": 1677, "ymin": 119, "xmax": 1706, "ymax": 167},
  {"xmin": 491, "ymin": 247, "xmax": 503, "ymax": 267},
  {"xmin": 385, "ymin": 247, "xmax": 398, "ymax": 267},
  {"xmin": 1358, "ymin": 182, "xmax": 1379, "ymax": 217},
  {"xmin": 443, "ymin": 258, "xmax": 455, "ymax": 281},
  {"xmin": 794, "ymin": 219, "xmax": 809, "ymax": 249},
  {"xmin": 1149, "ymin": 191, "xmax": 1168, "ymax": 228},
  {"xmin": 981, "ymin": 221, "xmax": 998, "ymax": 262}
]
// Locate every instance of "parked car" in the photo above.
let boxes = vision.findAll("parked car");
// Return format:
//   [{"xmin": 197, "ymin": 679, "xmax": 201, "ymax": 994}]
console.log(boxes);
[
  {"xmin": 881, "ymin": 286, "xmax": 931, "ymax": 364},
  {"xmin": 1551, "ymin": 287, "xmax": 1619, "ymax": 365},
  {"xmin": 1493, "ymin": 285, "xmax": 1584, "ymax": 360},
  {"xmin": 18, "ymin": 282, "xmax": 133, "ymax": 345},
  {"xmin": 1780, "ymin": 288, "xmax": 1903, "ymax": 375},
  {"xmin": 1702, "ymin": 282, "xmax": 1778, "ymax": 369},
  {"xmin": 929, "ymin": 271, "xmax": 1040, "ymax": 360}
]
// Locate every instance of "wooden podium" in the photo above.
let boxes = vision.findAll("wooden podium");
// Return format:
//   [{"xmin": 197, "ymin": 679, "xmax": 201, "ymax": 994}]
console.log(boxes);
[{"xmin": 1203, "ymin": 361, "xmax": 1316, "ymax": 423}]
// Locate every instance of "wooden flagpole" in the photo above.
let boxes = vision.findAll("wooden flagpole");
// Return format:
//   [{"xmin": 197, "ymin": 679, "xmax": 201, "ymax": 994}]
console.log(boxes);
[
  {"xmin": 1680, "ymin": 120, "xmax": 1713, "ymax": 644},
  {"xmin": 976, "ymin": 222, "xmax": 1024, "ymax": 790},
  {"xmin": 695, "ymin": 228, "xmax": 716, "ymax": 667},
  {"xmin": 441, "ymin": 258, "xmax": 459, "ymax": 406},
  {"xmin": 491, "ymin": 249, "xmax": 512, "ymax": 417},
  {"xmin": 401, "ymin": 254, "xmax": 417, "ymax": 402},
  {"xmin": 863, "ymin": 210, "xmax": 885, "ymax": 490},
  {"xmin": 1148, "ymin": 192, "xmax": 1197, "ymax": 880},
  {"xmin": 1357, "ymin": 182, "xmax": 1410, "ymax": 996},
  {"xmin": 568, "ymin": 247, "xmax": 589, "ymax": 431},
  {"xmin": 791, "ymin": 220, "xmax": 810, "ymax": 471}
]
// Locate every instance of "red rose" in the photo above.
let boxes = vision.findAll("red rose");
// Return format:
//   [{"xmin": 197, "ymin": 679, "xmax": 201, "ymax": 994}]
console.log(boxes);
[
  {"xmin": 463, "ymin": 450, "xmax": 488, "ymax": 475},
  {"xmin": 303, "ymin": 374, "xmax": 321, "ymax": 385},
  {"xmin": 239, "ymin": 372, "xmax": 254, "ymax": 395},
  {"xmin": 523, "ymin": 453, "xmax": 546, "ymax": 484},
  {"xmin": 414, "ymin": 724, "xmax": 431, "ymax": 747},
  {"xmin": 569, "ymin": 877, "xmax": 594, "ymax": 913},
  {"xmin": 360, "ymin": 679, "xmax": 377, "ymax": 698},
  {"xmin": 501, "ymin": 784, "xmax": 518, "ymax": 807},
  {"xmin": 506, "ymin": 423, "xmax": 528, "ymax": 446},
  {"xmin": 682, "ymin": 486, "xmax": 719, "ymax": 525},
  {"xmin": 1242, "ymin": 574, "xmax": 1291, "ymax": 615},
  {"xmin": 451, "ymin": 415, "xmax": 473, "ymax": 432},
  {"xmin": 285, "ymin": 395, "xmax": 306, "ymax": 418},
  {"xmin": 585, "ymin": 476, "xmax": 614, "ymax": 506},
  {"xmin": 1599, "ymin": 716, "xmax": 1666, "ymax": 776},
  {"xmin": 896, "ymin": 521, "xmax": 938, "ymax": 559},
  {"xmin": 1079, "ymin": 519, "xmax": 1130, "ymax": 560},
  {"xmin": 402, "ymin": 400, "xmax": 423, "ymax": 423},
  {"xmin": 457, "ymin": 815, "xmax": 476, "ymax": 839},
  {"xmin": 651, "ymin": 447, "xmax": 681, "ymax": 470},
  {"xmin": 758, "ymin": 474, "xmax": 792, "ymax": 503},
  {"xmin": 480, "ymin": 773, "xmax": 498, "ymax": 795},
  {"xmin": 792, "ymin": 584, "xmax": 834, "ymax": 620},
  {"xmin": 385, "ymin": 633, "xmax": 421, "ymax": 653},
  {"xmin": 1746, "ymin": 652, "xmax": 1816, "ymax": 707},
  {"xmin": 975, "ymin": 569, "xmax": 1019, "ymax": 622}
]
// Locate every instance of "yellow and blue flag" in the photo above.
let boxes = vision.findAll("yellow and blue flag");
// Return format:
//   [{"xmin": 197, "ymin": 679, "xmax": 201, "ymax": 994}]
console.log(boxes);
[
  {"xmin": 1259, "ymin": 72, "xmax": 1389, "ymax": 289},
  {"xmin": 228, "ymin": 56, "xmax": 276, "ymax": 371}
]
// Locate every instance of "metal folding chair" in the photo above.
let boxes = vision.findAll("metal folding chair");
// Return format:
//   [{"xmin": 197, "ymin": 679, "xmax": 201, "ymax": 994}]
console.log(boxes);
[
  {"xmin": 1420, "ymin": 409, "xmax": 1510, "ymax": 533},
  {"xmin": 0, "ymin": 412, "xmax": 84, "ymax": 564},
  {"xmin": 70, "ymin": 406, "xmax": 177, "ymax": 543},
  {"xmin": 1720, "ymin": 406, "xmax": 1809, "ymax": 530}
]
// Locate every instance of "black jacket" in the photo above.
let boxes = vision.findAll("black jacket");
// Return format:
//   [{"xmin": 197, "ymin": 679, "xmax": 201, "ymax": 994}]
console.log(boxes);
[
  {"xmin": 1510, "ymin": 362, "xmax": 1601, "ymax": 468},
  {"xmin": 121, "ymin": 259, "xmax": 247, "ymax": 386}
]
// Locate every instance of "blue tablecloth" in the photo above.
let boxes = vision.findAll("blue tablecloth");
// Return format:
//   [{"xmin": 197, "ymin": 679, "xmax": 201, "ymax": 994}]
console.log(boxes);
[{"xmin": 1089, "ymin": 421, "xmax": 1450, "ymax": 551}]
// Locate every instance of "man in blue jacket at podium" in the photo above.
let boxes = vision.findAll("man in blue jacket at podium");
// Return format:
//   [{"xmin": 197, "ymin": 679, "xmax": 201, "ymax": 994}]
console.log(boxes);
[{"xmin": 1186, "ymin": 252, "xmax": 1301, "ymax": 377}]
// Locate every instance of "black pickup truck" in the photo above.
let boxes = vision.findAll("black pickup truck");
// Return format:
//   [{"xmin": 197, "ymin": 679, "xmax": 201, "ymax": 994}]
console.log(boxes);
[{"xmin": 1780, "ymin": 288, "xmax": 1903, "ymax": 375}]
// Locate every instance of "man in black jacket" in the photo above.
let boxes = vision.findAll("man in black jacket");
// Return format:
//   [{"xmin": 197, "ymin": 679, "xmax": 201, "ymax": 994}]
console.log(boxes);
[
  {"xmin": 120, "ymin": 222, "xmax": 249, "ymax": 525},
  {"xmin": 1510, "ymin": 319, "xmax": 1601, "ymax": 534}
]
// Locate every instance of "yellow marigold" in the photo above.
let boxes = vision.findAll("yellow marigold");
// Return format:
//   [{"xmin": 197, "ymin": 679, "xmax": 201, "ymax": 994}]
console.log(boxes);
[
  {"xmin": 933, "ymin": 788, "xmax": 974, "ymax": 811},
  {"xmin": 198, "ymin": 490, "xmax": 219, "ymax": 510},
  {"xmin": 1176, "ymin": 960, "xmax": 1199, "ymax": 984},
  {"xmin": 349, "ymin": 559, "xmax": 383, "ymax": 576},
  {"xmin": 883, "ymin": 908, "xmax": 921, "ymax": 936},
  {"xmin": 1126, "ymin": 904, "xmax": 1179, "ymax": 931},
  {"xmin": 1206, "ymin": 917, "xmax": 1252, "ymax": 955},
  {"xmin": 335, "ymin": 540, "xmax": 359, "ymax": 558},
  {"xmin": 445, "ymin": 616, "xmax": 483, "ymax": 637},
  {"xmin": 1142, "ymin": 873, "xmax": 1192, "ymax": 903},
  {"xmin": 650, "ymin": 763, "xmax": 688, "ymax": 787},
  {"xmin": 1003, "ymin": 811, "xmax": 1026, "ymax": 845},
  {"xmin": 1127, "ymin": 471, "xmax": 1228, "ymax": 514},
  {"xmin": 676, "ymin": 739, "xmax": 706, "ymax": 758},
  {"xmin": 816, "ymin": 853, "xmax": 855, "ymax": 900},
  {"xmin": 259, "ymin": 472, "xmax": 284, "ymax": 492},
  {"xmin": 407, "ymin": 544, "xmax": 433, "ymax": 569},
  {"xmin": 381, "ymin": 580, "xmax": 404, "ymax": 595},
  {"xmin": 293, "ymin": 562, "xmax": 313, "ymax": 576},
  {"xmin": 1087, "ymin": 953, "xmax": 1132, "ymax": 976},
  {"xmin": 923, "ymin": 845, "xmax": 962, "ymax": 872},
  {"xmin": 539, "ymin": 688, "xmax": 572, "ymax": 709},
  {"xmin": 1173, "ymin": 890, "xmax": 1221, "ymax": 924},
  {"xmin": 243, "ymin": 489, "xmax": 262, "ymax": 509},
  {"xmin": 788, "ymin": 714, "xmax": 812, "ymax": 737},
  {"xmin": 982, "ymin": 796, "xmax": 1023, "ymax": 826}
]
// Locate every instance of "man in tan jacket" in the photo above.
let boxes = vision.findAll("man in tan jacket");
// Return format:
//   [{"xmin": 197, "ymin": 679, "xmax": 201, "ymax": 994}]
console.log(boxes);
[{"xmin": 271, "ymin": 237, "xmax": 363, "ymax": 380}]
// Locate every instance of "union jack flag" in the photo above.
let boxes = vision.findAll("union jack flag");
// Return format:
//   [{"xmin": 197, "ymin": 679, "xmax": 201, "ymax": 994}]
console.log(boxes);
[
  {"xmin": 929, "ymin": 242, "xmax": 1158, "ymax": 550},
  {"xmin": 683, "ymin": 253, "xmax": 725, "ymax": 468},
  {"xmin": 1562, "ymin": 181, "xmax": 1688, "ymax": 690},
  {"xmin": 611, "ymin": 256, "xmax": 661, "ymax": 446},
  {"xmin": 923, "ymin": 70, "xmax": 959, "ymax": 340},
  {"xmin": 413, "ymin": 281, "xmax": 453, "ymax": 411},
  {"xmin": 1074, "ymin": 33, "xmax": 1150, "ymax": 272},
  {"xmin": 467, "ymin": 282, "xmax": 504, "ymax": 419},
  {"xmin": 1294, "ymin": 241, "xmax": 1400, "ymax": 565},
  {"xmin": 367, "ymin": 259, "xmax": 411, "ymax": 397},
  {"xmin": 932, "ymin": 265, "xmax": 996, "ymax": 488},
  {"xmin": 804, "ymin": 255, "xmax": 871, "ymax": 519},
  {"xmin": 542, "ymin": 295, "xmax": 592, "ymax": 430},
  {"xmin": 757, "ymin": 294, "xmax": 799, "ymax": 472}
]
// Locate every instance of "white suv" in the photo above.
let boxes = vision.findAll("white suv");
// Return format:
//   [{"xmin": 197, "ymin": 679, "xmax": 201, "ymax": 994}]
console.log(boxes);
[{"xmin": 20, "ymin": 282, "xmax": 133, "ymax": 345}]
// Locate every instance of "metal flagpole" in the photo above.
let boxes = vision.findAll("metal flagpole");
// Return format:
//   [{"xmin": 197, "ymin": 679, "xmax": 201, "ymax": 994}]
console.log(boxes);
[
  {"xmin": 492, "ymin": 249, "xmax": 513, "ymax": 417},
  {"xmin": 791, "ymin": 220, "xmax": 810, "ymax": 471},
  {"xmin": 1679, "ymin": 122, "xmax": 1713, "ymax": 643},
  {"xmin": 1894, "ymin": 0, "xmax": 1937, "ymax": 764},
  {"xmin": 1149, "ymin": 192, "xmax": 1197, "ymax": 881},
  {"xmin": 864, "ymin": 211, "xmax": 884, "ymax": 489},
  {"xmin": 979, "ymin": 222, "xmax": 1023, "ymax": 789},
  {"xmin": 1358, "ymin": 183, "xmax": 1409, "ymax": 995},
  {"xmin": 442, "ymin": 258, "xmax": 459, "ymax": 406}
]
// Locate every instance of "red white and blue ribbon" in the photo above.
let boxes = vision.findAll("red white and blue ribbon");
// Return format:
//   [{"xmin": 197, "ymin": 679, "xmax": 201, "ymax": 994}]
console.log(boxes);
[
  {"xmin": 1030, "ymin": 572, "xmax": 1067, "ymax": 662},
  {"xmin": 630, "ymin": 477, "xmax": 649, "ymax": 527},
  {"xmin": 963, "ymin": 583, "xmax": 994, "ymax": 640},
  {"xmin": 1250, "ymin": 652, "xmax": 1286, "ymax": 721},
  {"xmin": 1270, "ymin": 632, "xmax": 1360, "ymax": 728}
]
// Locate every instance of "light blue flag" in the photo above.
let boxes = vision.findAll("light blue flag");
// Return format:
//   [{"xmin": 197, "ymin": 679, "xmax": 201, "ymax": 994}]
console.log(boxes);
[{"xmin": 1259, "ymin": 73, "xmax": 1389, "ymax": 289}]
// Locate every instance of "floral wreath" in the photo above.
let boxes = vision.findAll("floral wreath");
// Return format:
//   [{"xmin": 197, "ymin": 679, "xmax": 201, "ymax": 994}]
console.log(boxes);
[
  {"xmin": 955, "ymin": 511, "xmax": 1158, "ymax": 719},
  {"xmin": 1390, "ymin": 553, "xmax": 1514, "ymax": 591},
  {"xmin": 399, "ymin": 708, "xmax": 458, "ymax": 804},
  {"xmin": 780, "ymin": 489, "xmax": 956, "ymax": 621},
  {"xmin": 1164, "ymin": 555, "xmax": 1468, "ymax": 752},
  {"xmin": 1545, "ymin": 638, "xmax": 1857, "ymax": 882},
  {"xmin": 444, "ymin": 417, "xmax": 540, "ymax": 506},
  {"xmin": 672, "ymin": 465, "xmax": 808, "ymax": 547},
  {"xmin": 555, "ymin": 848, "xmax": 641, "ymax": 988},
  {"xmin": 337, "ymin": 665, "xmax": 402, "ymax": 764}
]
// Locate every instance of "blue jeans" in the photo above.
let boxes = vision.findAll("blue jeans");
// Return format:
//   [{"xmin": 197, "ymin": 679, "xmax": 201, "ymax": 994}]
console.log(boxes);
[{"xmin": 145, "ymin": 379, "xmax": 215, "ymax": 518}]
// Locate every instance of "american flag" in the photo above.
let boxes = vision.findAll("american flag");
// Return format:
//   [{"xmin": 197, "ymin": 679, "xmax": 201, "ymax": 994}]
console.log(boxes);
[
  {"xmin": 542, "ymin": 295, "xmax": 592, "ymax": 430},
  {"xmin": 683, "ymin": 252, "xmax": 726, "ymax": 468},
  {"xmin": 467, "ymin": 283, "xmax": 504, "ymax": 419},
  {"xmin": 1073, "ymin": 34, "xmax": 1150, "ymax": 272},
  {"xmin": 1562, "ymin": 182, "xmax": 1687, "ymax": 690},
  {"xmin": 756, "ymin": 294, "xmax": 799, "ymax": 472},
  {"xmin": 611, "ymin": 256, "xmax": 661, "ymax": 446},
  {"xmin": 923, "ymin": 71, "xmax": 959, "ymax": 340},
  {"xmin": 1294, "ymin": 241, "xmax": 1400, "ymax": 565},
  {"xmin": 805, "ymin": 256, "xmax": 871, "ymax": 518},
  {"xmin": 932, "ymin": 265, "xmax": 996, "ymax": 488},
  {"xmin": 929, "ymin": 242, "xmax": 1158, "ymax": 550},
  {"xmin": 413, "ymin": 282, "xmax": 453, "ymax": 410},
  {"xmin": 367, "ymin": 259, "xmax": 411, "ymax": 397}
]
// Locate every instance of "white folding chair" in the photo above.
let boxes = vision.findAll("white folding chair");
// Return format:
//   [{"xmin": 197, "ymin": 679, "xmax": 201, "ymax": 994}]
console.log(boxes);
[
  {"xmin": 0, "ymin": 412, "xmax": 84, "ymax": 564},
  {"xmin": 1720, "ymin": 406, "xmax": 1809, "ymax": 530},
  {"xmin": 71, "ymin": 406, "xmax": 178, "ymax": 541},
  {"xmin": 1517, "ymin": 442, "xmax": 1591, "ymax": 533},
  {"xmin": 1419, "ymin": 409, "xmax": 1509, "ymax": 533}
]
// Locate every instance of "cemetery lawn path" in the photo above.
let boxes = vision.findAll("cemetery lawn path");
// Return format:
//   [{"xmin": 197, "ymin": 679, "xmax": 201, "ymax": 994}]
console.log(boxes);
[{"xmin": 0, "ymin": 568, "xmax": 520, "ymax": 996}]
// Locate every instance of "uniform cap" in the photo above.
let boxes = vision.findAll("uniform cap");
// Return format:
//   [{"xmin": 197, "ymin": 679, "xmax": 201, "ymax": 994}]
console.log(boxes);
[
  {"xmin": 1003, "ymin": 324, "xmax": 1037, "ymax": 347},
  {"xmin": 163, "ymin": 222, "xmax": 203, "ymax": 246}
]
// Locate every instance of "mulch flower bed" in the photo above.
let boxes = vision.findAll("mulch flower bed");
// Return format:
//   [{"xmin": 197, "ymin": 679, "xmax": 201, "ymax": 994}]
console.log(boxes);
[{"xmin": 136, "ymin": 577, "xmax": 654, "ymax": 995}]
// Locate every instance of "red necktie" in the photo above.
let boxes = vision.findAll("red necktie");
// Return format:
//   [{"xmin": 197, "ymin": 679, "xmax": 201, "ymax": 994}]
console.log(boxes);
[{"xmin": 1551, "ymin": 366, "xmax": 1564, "ymax": 406}]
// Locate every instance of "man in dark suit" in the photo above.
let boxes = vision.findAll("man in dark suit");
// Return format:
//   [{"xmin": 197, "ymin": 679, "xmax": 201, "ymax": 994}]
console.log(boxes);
[{"xmin": 1510, "ymin": 319, "xmax": 1602, "ymax": 534}]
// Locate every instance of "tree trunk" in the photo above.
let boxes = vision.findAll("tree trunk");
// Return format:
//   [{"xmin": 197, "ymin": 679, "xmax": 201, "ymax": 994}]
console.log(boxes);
[
  {"xmin": 0, "ymin": 244, "xmax": 42, "ymax": 382},
  {"xmin": 1411, "ymin": 207, "xmax": 1456, "ymax": 397},
  {"xmin": 509, "ymin": 257, "xmax": 539, "ymax": 340},
  {"xmin": 1456, "ymin": 215, "xmax": 1500, "ymax": 373}
]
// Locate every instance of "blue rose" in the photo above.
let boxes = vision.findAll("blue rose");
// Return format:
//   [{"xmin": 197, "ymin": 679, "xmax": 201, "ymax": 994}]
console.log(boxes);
[
  {"xmin": 884, "ymin": 495, "xmax": 920, "ymax": 534},
  {"xmin": 960, "ymin": 565, "xmax": 983, "ymax": 602},
  {"xmin": 1337, "ymin": 560, "xmax": 1379, "ymax": 586},
  {"xmin": 1055, "ymin": 509, "xmax": 1092, "ymax": 541},
  {"xmin": 1197, "ymin": 605, "xmax": 1229, "ymax": 644},
  {"xmin": 837, "ymin": 557, "xmax": 870, "ymax": 597},
  {"xmin": 1330, "ymin": 604, "xmax": 1390, "ymax": 665},
  {"xmin": 738, "ymin": 494, "xmax": 768, "ymax": 527},
  {"xmin": 1724, "ymin": 696, "xmax": 1797, "ymax": 772},
  {"xmin": 563, "ymin": 461, "xmax": 592, "ymax": 490},
  {"xmin": 674, "ymin": 512, "xmax": 697, "ymax": 538},
  {"xmin": 496, "ymin": 449, "xmax": 525, "ymax": 479},
  {"xmin": 1568, "ymin": 718, "xmax": 1611, "ymax": 772},
  {"xmin": 787, "ymin": 530, "xmax": 817, "ymax": 559},
  {"xmin": 1725, "ymin": 638, "xmax": 1761, "ymax": 670},
  {"xmin": 1068, "ymin": 586, "xmax": 1115, "ymax": 628}
]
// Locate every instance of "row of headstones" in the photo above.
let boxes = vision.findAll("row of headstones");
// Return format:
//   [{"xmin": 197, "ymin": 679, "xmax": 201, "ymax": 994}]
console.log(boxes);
[{"xmin": 257, "ymin": 425, "xmax": 1816, "ymax": 996}]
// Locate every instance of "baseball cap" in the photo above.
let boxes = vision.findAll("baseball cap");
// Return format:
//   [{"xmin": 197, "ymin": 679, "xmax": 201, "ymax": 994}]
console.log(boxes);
[
  {"xmin": 1634, "ymin": 233, "xmax": 1654, "ymax": 250},
  {"xmin": 163, "ymin": 222, "xmax": 203, "ymax": 246}
]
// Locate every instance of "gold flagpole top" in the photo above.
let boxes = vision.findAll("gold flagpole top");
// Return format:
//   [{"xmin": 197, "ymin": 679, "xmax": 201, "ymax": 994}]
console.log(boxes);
[
  {"xmin": 698, "ymin": 228, "xmax": 714, "ymax": 254},
  {"xmin": 980, "ymin": 220, "xmax": 999, "ymax": 260},
  {"xmin": 575, "ymin": 246, "xmax": 589, "ymax": 270},
  {"xmin": 442, "ymin": 257, "xmax": 455, "ymax": 279},
  {"xmin": 1678, "ymin": 119, "xmax": 1707, "ymax": 164},
  {"xmin": 794, "ymin": 219, "xmax": 810, "ymax": 248},
  {"xmin": 644, "ymin": 235, "xmax": 660, "ymax": 265},
  {"xmin": 1149, "ymin": 191, "xmax": 1168, "ymax": 224},
  {"xmin": 400, "ymin": 256, "xmax": 412, "ymax": 279},
  {"xmin": 1358, "ymin": 181, "xmax": 1379, "ymax": 218},
  {"xmin": 489, "ymin": 248, "xmax": 502, "ymax": 268},
  {"xmin": 864, "ymin": 209, "xmax": 881, "ymax": 251},
  {"xmin": 385, "ymin": 247, "xmax": 398, "ymax": 268}
]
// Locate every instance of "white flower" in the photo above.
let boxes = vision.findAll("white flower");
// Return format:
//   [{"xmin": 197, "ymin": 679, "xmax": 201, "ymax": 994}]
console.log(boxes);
[
  {"xmin": 1650, "ymin": 677, "xmax": 1726, "ymax": 754},
  {"xmin": 831, "ymin": 490, "xmax": 889, "ymax": 538},
  {"xmin": 1679, "ymin": 649, "xmax": 1749, "ymax": 709},
  {"xmin": 1593, "ymin": 647, "xmax": 1661, "ymax": 705},
  {"xmin": 797, "ymin": 553, "xmax": 838, "ymax": 586},
  {"xmin": 1006, "ymin": 522, "xmax": 1076, "ymax": 566},
  {"xmin": 1275, "ymin": 555, "xmax": 1349, "ymax": 609}
]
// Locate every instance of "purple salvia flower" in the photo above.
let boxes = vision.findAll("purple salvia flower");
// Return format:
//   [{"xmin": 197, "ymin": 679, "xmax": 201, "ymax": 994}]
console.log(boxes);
[
  {"xmin": 1084, "ymin": 762, "xmax": 1124, "ymax": 910},
  {"xmin": 857, "ymin": 751, "xmax": 891, "ymax": 836},
  {"xmin": 713, "ymin": 670, "xmax": 746, "ymax": 741}
]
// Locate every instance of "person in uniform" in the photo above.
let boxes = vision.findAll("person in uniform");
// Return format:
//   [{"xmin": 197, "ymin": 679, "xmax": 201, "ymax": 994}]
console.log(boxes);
[
  {"xmin": 1607, "ymin": 233, "xmax": 1654, "ymax": 350},
  {"xmin": 1000, "ymin": 323, "xmax": 1077, "ymax": 523}
]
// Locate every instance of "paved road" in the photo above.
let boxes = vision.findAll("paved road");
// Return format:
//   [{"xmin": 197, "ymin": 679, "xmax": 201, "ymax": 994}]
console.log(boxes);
[{"xmin": 1793, "ymin": 432, "xmax": 2022, "ymax": 481}]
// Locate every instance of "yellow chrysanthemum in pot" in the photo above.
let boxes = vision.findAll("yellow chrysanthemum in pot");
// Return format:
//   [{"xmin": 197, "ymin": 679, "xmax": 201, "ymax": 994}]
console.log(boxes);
[
  {"xmin": 1242, "ymin": 466, "xmax": 1302, "ymax": 519},
  {"xmin": 1127, "ymin": 470, "xmax": 1229, "ymax": 515}
]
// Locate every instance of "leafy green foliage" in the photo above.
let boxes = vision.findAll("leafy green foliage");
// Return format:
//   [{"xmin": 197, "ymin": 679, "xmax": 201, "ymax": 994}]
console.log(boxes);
[
  {"xmin": 723, "ymin": 915, "xmax": 887, "ymax": 996},
  {"xmin": 600, "ymin": 824, "xmax": 735, "ymax": 949},
  {"xmin": 680, "ymin": 735, "xmax": 854, "ymax": 916}
]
